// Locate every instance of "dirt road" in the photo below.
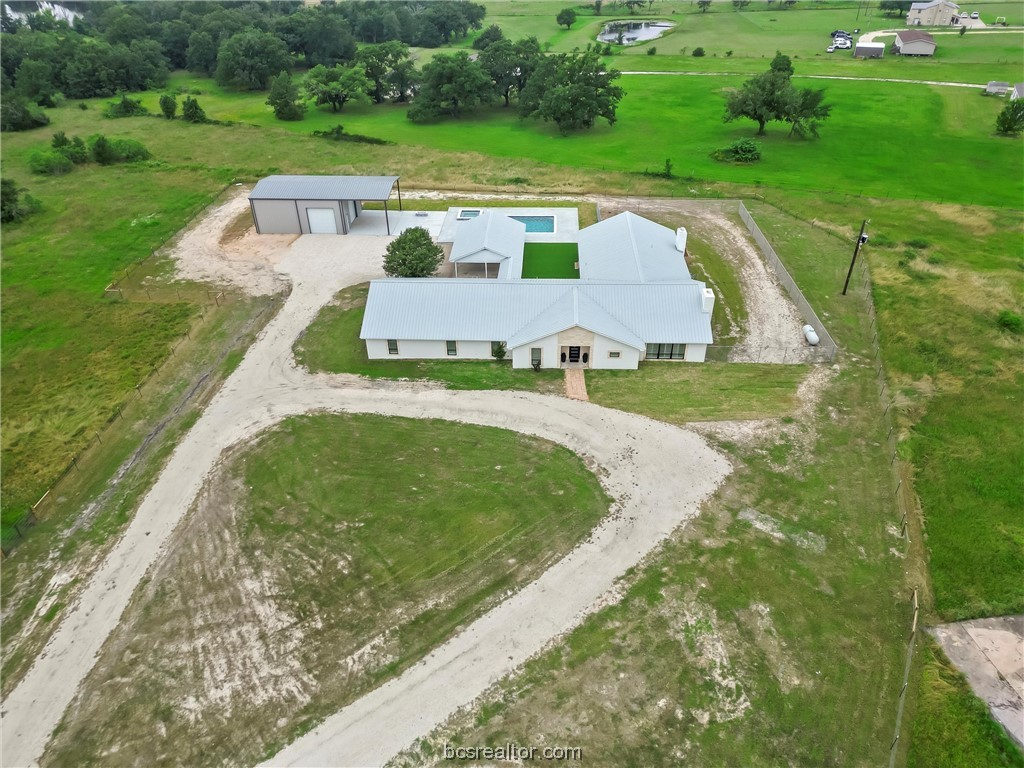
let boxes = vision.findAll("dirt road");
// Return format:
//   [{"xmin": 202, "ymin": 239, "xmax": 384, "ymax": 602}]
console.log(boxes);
[{"xmin": 1, "ymin": 233, "xmax": 730, "ymax": 767}]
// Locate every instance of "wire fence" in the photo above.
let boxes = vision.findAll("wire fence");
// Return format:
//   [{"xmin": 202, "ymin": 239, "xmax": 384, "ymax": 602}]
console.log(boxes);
[{"xmin": 848, "ymin": 246, "xmax": 920, "ymax": 768}]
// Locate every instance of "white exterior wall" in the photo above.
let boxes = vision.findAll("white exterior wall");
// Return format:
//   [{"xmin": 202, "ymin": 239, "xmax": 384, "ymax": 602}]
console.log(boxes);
[
  {"xmin": 592, "ymin": 335, "xmax": 641, "ymax": 369},
  {"xmin": 365, "ymin": 339, "xmax": 493, "ymax": 360},
  {"xmin": 684, "ymin": 343, "xmax": 707, "ymax": 362},
  {"xmin": 510, "ymin": 334, "xmax": 560, "ymax": 369}
]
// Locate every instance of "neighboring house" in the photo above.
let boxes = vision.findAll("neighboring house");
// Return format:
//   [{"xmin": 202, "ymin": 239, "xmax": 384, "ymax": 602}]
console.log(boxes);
[
  {"xmin": 1011, "ymin": 83, "xmax": 1024, "ymax": 100},
  {"xmin": 894, "ymin": 30, "xmax": 937, "ymax": 55},
  {"xmin": 985, "ymin": 81, "xmax": 1011, "ymax": 95},
  {"xmin": 854, "ymin": 41, "xmax": 886, "ymax": 58},
  {"xmin": 361, "ymin": 211, "xmax": 716, "ymax": 369},
  {"xmin": 906, "ymin": 0, "xmax": 960, "ymax": 25},
  {"xmin": 249, "ymin": 175, "xmax": 403, "ymax": 235}
]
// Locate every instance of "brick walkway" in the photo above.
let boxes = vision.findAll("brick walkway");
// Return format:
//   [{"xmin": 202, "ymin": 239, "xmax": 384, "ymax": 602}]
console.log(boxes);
[{"xmin": 564, "ymin": 367, "xmax": 589, "ymax": 401}]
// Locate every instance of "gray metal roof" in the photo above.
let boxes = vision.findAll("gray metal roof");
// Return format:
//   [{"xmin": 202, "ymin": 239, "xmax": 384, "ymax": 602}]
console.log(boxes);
[
  {"xmin": 578, "ymin": 212, "xmax": 691, "ymax": 283},
  {"xmin": 250, "ymin": 175, "xmax": 399, "ymax": 201},
  {"xmin": 450, "ymin": 211, "xmax": 526, "ymax": 263},
  {"xmin": 360, "ymin": 279, "xmax": 713, "ymax": 346},
  {"xmin": 910, "ymin": 0, "xmax": 957, "ymax": 10}
]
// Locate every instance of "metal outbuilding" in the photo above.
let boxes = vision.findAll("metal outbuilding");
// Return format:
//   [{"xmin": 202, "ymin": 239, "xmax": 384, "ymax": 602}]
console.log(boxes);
[
  {"xmin": 249, "ymin": 175, "xmax": 402, "ymax": 235},
  {"xmin": 855, "ymin": 41, "xmax": 886, "ymax": 58}
]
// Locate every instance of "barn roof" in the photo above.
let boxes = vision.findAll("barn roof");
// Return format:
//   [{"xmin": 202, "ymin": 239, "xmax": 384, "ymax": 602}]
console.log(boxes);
[
  {"xmin": 250, "ymin": 175, "xmax": 399, "ymax": 201},
  {"xmin": 896, "ymin": 30, "xmax": 936, "ymax": 44}
]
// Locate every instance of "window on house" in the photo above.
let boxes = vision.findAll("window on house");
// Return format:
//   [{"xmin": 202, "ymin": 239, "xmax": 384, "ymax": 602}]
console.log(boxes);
[
  {"xmin": 491, "ymin": 341, "xmax": 503, "ymax": 356},
  {"xmin": 446, "ymin": 340, "xmax": 458, "ymax": 356},
  {"xmin": 609, "ymin": 351, "xmax": 621, "ymax": 359},
  {"xmin": 531, "ymin": 347, "xmax": 542, "ymax": 365},
  {"xmin": 645, "ymin": 343, "xmax": 685, "ymax": 360},
  {"xmin": 387, "ymin": 339, "xmax": 399, "ymax": 355}
]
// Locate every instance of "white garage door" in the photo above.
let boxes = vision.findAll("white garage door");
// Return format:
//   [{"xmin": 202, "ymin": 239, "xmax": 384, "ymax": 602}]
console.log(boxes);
[{"xmin": 307, "ymin": 207, "xmax": 338, "ymax": 234}]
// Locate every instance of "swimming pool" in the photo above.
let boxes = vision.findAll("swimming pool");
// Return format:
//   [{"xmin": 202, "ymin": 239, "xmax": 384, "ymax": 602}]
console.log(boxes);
[{"xmin": 510, "ymin": 215, "xmax": 556, "ymax": 233}]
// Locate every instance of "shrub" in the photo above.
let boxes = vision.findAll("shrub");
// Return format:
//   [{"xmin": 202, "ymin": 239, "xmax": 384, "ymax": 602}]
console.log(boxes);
[
  {"xmin": 0, "ymin": 178, "xmax": 39, "ymax": 222},
  {"xmin": 78, "ymin": 102, "xmax": 88, "ymax": 110},
  {"xmin": 712, "ymin": 138, "xmax": 761, "ymax": 163},
  {"xmin": 159, "ymin": 94, "xmax": 177, "ymax": 120},
  {"xmin": 647, "ymin": 46, "xmax": 657, "ymax": 55},
  {"xmin": 1, "ymin": 95, "xmax": 50, "ymax": 132},
  {"xmin": 492, "ymin": 342, "xmax": 507, "ymax": 360},
  {"xmin": 311, "ymin": 124, "xmax": 391, "ymax": 145},
  {"xmin": 692, "ymin": 47, "xmax": 706, "ymax": 57},
  {"xmin": 995, "ymin": 99, "xmax": 1024, "ymax": 135},
  {"xmin": 181, "ymin": 96, "xmax": 207, "ymax": 123},
  {"xmin": 997, "ymin": 310, "xmax": 1022, "ymax": 334},
  {"xmin": 726, "ymin": 49, "xmax": 734, "ymax": 57},
  {"xmin": 88, "ymin": 134, "xmax": 151, "ymax": 165},
  {"xmin": 104, "ymin": 94, "xmax": 148, "ymax": 118},
  {"xmin": 383, "ymin": 227, "xmax": 444, "ymax": 277},
  {"xmin": 28, "ymin": 149, "xmax": 73, "ymax": 175}
]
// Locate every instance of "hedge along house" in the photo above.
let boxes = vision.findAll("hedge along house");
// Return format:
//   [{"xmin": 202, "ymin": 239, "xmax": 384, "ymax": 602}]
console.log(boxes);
[
  {"xmin": 249, "ymin": 175, "xmax": 402, "ymax": 235},
  {"xmin": 360, "ymin": 211, "xmax": 716, "ymax": 369}
]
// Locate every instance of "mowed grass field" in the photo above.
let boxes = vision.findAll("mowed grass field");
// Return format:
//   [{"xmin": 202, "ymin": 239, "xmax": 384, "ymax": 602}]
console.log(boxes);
[
  {"xmin": 153, "ymin": 72, "xmax": 1022, "ymax": 208},
  {"xmin": 43, "ymin": 413, "xmax": 612, "ymax": 767}
]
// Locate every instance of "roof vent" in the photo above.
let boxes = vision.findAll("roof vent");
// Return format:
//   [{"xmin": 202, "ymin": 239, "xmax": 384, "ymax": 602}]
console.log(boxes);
[{"xmin": 675, "ymin": 227, "xmax": 688, "ymax": 254}]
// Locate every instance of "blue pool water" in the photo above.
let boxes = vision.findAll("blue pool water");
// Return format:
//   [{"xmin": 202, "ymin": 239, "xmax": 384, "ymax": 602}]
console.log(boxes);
[{"xmin": 510, "ymin": 215, "xmax": 556, "ymax": 233}]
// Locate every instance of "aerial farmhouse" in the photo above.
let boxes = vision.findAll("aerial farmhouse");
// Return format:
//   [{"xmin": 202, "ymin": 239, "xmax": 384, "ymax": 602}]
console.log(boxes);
[
  {"xmin": 906, "ymin": 0, "xmax": 961, "ymax": 26},
  {"xmin": 361, "ymin": 210, "xmax": 715, "ymax": 369}
]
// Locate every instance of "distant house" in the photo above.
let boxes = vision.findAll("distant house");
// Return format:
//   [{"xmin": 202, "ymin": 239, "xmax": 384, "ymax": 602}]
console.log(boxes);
[
  {"xmin": 906, "ymin": 0, "xmax": 960, "ymax": 25},
  {"xmin": 985, "ymin": 81, "xmax": 1011, "ymax": 96},
  {"xmin": 1011, "ymin": 83, "xmax": 1024, "ymax": 100},
  {"xmin": 361, "ymin": 211, "xmax": 716, "ymax": 369},
  {"xmin": 894, "ymin": 30, "xmax": 937, "ymax": 56},
  {"xmin": 854, "ymin": 41, "xmax": 886, "ymax": 59}
]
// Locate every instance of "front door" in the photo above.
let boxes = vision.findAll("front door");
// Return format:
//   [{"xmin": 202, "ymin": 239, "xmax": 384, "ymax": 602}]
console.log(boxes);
[
  {"xmin": 307, "ymin": 207, "xmax": 338, "ymax": 234},
  {"xmin": 568, "ymin": 346, "xmax": 581, "ymax": 363}
]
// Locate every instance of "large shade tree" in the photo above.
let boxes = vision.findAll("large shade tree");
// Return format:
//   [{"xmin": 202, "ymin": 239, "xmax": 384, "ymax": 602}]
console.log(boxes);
[
  {"xmin": 304, "ymin": 64, "xmax": 371, "ymax": 112},
  {"xmin": 520, "ymin": 48, "xmax": 623, "ymax": 133},
  {"xmin": 215, "ymin": 28, "xmax": 291, "ymax": 90},
  {"xmin": 408, "ymin": 51, "xmax": 492, "ymax": 121}
]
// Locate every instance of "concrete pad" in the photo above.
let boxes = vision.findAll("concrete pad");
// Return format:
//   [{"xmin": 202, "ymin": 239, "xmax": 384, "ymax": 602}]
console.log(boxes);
[
  {"xmin": 930, "ymin": 615, "xmax": 1024, "ymax": 749},
  {"xmin": 347, "ymin": 210, "xmax": 445, "ymax": 237}
]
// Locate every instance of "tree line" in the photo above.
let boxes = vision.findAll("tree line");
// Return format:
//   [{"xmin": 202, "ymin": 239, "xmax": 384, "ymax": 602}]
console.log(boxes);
[{"xmin": 0, "ymin": 0, "xmax": 486, "ymax": 128}]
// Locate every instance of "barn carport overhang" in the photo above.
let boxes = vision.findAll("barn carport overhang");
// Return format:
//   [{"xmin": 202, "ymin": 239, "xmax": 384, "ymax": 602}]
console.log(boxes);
[{"xmin": 249, "ymin": 175, "xmax": 402, "ymax": 235}]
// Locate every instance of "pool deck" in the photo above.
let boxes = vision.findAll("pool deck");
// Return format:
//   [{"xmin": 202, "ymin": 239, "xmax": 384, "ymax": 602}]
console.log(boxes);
[{"xmin": 437, "ymin": 207, "xmax": 580, "ymax": 244}]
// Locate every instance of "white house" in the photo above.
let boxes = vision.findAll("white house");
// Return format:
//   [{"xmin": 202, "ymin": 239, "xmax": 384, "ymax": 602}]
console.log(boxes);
[
  {"xmin": 906, "ymin": 0, "xmax": 960, "ymax": 26},
  {"xmin": 360, "ymin": 211, "xmax": 715, "ymax": 369}
]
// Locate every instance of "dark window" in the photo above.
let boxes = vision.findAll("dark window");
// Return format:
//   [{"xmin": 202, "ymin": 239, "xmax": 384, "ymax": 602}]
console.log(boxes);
[
  {"xmin": 446, "ymin": 340, "xmax": 457, "ymax": 356},
  {"xmin": 387, "ymin": 339, "xmax": 399, "ymax": 355},
  {"xmin": 531, "ymin": 347, "xmax": 542, "ymax": 365},
  {"xmin": 646, "ymin": 343, "xmax": 685, "ymax": 360},
  {"xmin": 609, "ymin": 351, "xmax": 621, "ymax": 359}
]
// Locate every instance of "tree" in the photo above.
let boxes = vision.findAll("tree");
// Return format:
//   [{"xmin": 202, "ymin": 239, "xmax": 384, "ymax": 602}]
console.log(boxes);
[
  {"xmin": 14, "ymin": 59, "xmax": 56, "ymax": 107},
  {"xmin": 879, "ymin": 1, "xmax": 913, "ymax": 16},
  {"xmin": 557, "ymin": 8, "xmax": 577, "ymax": 29},
  {"xmin": 723, "ymin": 69, "xmax": 793, "ymax": 135},
  {"xmin": 383, "ymin": 226, "xmax": 443, "ymax": 277},
  {"xmin": 520, "ymin": 48, "xmax": 624, "ymax": 134},
  {"xmin": 266, "ymin": 70, "xmax": 306, "ymax": 120},
  {"xmin": 594, "ymin": 0, "xmax": 604, "ymax": 14},
  {"xmin": 995, "ymin": 99, "xmax": 1024, "ymax": 136},
  {"xmin": 182, "ymin": 96, "xmax": 207, "ymax": 123},
  {"xmin": 624, "ymin": 0, "xmax": 646, "ymax": 12},
  {"xmin": 388, "ymin": 60, "xmax": 420, "ymax": 102},
  {"xmin": 215, "ymin": 29, "xmax": 291, "ymax": 90},
  {"xmin": 357, "ymin": 41, "xmax": 409, "ymax": 104},
  {"xmin": 698, "ymin": 0, "xmax": 713, "ymax": 11},
  {"xmin": 159, "ymin": 93, "xmax": 177, "ymax": 120},
  {"xmin": 770, "ymin": 50, "xmax": 794, "ymax": 76},
  {"xmin": 733, "ymin": 0, "xmax": 751, "ymax": 7},
  {"xmin": 785, "ymin": 86, "xmax": 831, "ymax": 137},
  {"xmin": 408, "ymin": 51, "xmax": 493, "ymax": 121},
  {"xmin": 304, "ymin": 64, "xmax": 371, "ymax": 112},
  {"xmin": 473, "ymin": 24, "xmax": 504, "ymax": 50},
  {"xmin": 1, "ymin": 178, "xmax": 29, "ymax": 222},
  {"xmin": 186, "ymin": 30, "xmax": 218, "ymax": 75}
]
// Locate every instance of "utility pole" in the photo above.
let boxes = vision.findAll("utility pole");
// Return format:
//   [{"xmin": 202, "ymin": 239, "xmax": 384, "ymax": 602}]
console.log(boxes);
[{"xmin": 842, "ymin": 219, "xmax": 869, "ymax": 296}]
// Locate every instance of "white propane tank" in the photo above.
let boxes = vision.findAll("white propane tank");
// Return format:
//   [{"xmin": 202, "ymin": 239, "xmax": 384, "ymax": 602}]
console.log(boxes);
[{"xmin": 803, "ymin": 324, "xmax": 820, "ymax": 346}]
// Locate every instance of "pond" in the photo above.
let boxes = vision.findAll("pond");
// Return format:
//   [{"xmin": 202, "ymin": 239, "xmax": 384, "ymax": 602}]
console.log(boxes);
[{"xmin": 597, "ymin": 19, "xmax": 675, "ymax": 45}]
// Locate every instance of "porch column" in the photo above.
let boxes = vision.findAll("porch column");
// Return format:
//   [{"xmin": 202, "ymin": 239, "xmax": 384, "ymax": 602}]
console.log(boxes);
[
  {"xmin": 396, "ymin": 179, "xmax": 403, "ymax": 211},
  {"xmin": 384, "ymin": 200, "xmax": 391, "ymax": 235}
]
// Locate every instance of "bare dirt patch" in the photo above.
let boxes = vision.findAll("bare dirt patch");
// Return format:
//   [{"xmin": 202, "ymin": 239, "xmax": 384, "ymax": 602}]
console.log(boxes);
[
  {"xmin": 923, "ymin": 202, "xmax": 996, "ymax": 236},
  {"xmin": 165, "ymin": 185, "xmax": 294, "ymax": 296}
]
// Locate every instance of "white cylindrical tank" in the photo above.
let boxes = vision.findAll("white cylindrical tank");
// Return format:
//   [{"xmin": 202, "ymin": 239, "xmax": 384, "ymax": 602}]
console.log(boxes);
[
  {"xmin": 675, "ymin": 226, "xmax": 688, "ymax": 253},
  {"xmin": 803, "ymin": 324, "xmax": 820, "ymax": 346}
]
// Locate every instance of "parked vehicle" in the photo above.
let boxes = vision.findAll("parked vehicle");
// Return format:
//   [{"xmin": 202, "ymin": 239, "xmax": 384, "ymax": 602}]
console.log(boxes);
[
  {"xmin": 970, "ymin": 11, "xmax": 980, "ymax": 18},
  {"xmin": 826, "ymin": 45, "xmax": 836, "ymax": 52},
  {"xmin": 833, "ymin": 37, "xmax": 852, "ymax": 49},
  {"xmin": 831, "ymin": 29, "xmax": 851, "ymax": 38}
]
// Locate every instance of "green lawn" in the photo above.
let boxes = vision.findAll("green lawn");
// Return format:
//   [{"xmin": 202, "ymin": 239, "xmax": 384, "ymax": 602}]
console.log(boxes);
[
  {"xmin": 153, "ymin": 72, "xmax": 1022, "ymax": 208},
  {"xmin": 521, "ymin": 242, "xmax": 580, "ymax": 278},
  {"xmin": 43, "ymin": 413, "xmax": 612, "ymax": 767},
  {"xmin": 908, "ymin": 639, "xmax": 1024, "ymax": 768}
]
